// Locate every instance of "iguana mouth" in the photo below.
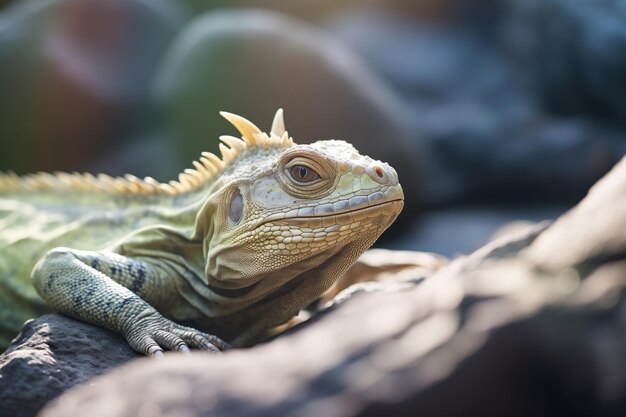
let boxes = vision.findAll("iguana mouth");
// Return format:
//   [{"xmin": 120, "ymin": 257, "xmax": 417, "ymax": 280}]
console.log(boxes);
[
  {"xmin": 270, "ymin": 199, "xmax": 404, "ymax": 226},
  {"xmin": 260, "ymin": 186, "xmax": 404, "ymax": 226}
]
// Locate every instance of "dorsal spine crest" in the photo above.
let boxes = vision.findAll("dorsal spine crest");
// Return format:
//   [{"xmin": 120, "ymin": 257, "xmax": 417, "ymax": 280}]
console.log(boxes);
[{"xmin": 0, "ymin": 109, "xmax": 294, "ymax": 196}]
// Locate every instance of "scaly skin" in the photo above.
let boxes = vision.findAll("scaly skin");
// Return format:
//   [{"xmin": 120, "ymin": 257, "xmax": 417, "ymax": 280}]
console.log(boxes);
[{"xmin": 0, "ymin": 110, "xmax": 404, "ymax": 355}]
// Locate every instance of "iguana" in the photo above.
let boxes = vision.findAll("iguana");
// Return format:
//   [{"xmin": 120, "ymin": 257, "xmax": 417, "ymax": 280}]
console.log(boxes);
[{"xmin": 0, "ymin": 110, "xmax": 404, "ymax": 356}]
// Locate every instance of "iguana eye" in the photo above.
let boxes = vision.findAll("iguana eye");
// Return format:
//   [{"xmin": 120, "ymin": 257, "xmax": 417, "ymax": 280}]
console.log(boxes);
[
  {"xmin": 229, "ymin": 189, "xmax": 243, "ymax": 225},
  {"xmin": 289, "ymin": 165, "xmax": 320, "ymax": 183},
  {"xmin": 277, "ymin": 149, "xmax": 334, "ymax": 197}
]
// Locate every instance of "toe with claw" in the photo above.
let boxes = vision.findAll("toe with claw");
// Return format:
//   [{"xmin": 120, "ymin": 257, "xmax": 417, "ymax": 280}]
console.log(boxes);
[{"xmin": 123, "ymin": 311, "xmax": 231, "ymax": 357}]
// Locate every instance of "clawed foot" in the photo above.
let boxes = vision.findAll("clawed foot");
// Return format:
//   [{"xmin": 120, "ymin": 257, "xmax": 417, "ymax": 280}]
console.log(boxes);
[{"xmin": 123, "ymin": 312, "xmax": 231, "ymax": 357}]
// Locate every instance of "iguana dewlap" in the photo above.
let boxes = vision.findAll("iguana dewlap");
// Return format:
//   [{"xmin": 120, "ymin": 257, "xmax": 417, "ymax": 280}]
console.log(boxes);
[{"xmin": 0, "ymin": 110, "xmax": 404, "ymax": 356}]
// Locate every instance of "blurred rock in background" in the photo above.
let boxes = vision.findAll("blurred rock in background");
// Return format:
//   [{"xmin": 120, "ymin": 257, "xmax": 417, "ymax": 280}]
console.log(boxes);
[
  {"xmin": 532, "ymin": 0, "xmax": 626, "ymax": 126},
  {"xmin": 0, "ymin": 0, "xmax": 188, "ymax": 175},
  {"xmin": 326, "ymin": 0, "xmax": 626, "ymax": 207}
]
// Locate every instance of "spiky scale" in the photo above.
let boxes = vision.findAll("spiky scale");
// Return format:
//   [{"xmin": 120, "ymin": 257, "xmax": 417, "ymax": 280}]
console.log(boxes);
[
  {"xmin": 220, "ymin": 111, "xmax": 263, "ymax": 145},
  {"xmin": 271, "ymin": 108, "xmax": 285, "ymax": 136},
  {"xmin": 219, "ymin": 143, "xmax": 236, "ymax": 164},
  {"xmin": 219, "ymin": 135, "xmax": 246, "ymax": 152}
]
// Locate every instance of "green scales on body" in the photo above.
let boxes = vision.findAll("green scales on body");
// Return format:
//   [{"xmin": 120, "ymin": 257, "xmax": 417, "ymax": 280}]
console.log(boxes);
[{"xmin": 0, "ymin": 110, "xmax": 404, "ymax": 356}]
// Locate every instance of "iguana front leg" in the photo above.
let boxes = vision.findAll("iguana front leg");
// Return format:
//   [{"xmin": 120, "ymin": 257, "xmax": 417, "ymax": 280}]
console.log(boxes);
[{"xmin": 31, "ymin": 248, "xmax": 229, "ymax": 356}]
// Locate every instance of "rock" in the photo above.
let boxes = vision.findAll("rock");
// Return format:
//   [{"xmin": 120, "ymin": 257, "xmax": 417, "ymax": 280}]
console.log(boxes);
[
  {"xmin": 0, "ymin": 314, "xmax": 139, "ymax": 417},
  {"xmin": 34, "ymin": 157, "xmax": 626, "ymax": 417},
  {"xmin": 531, "ymin": 0, "xmax": 626, "ymax": 125},
  {"xmin": 180, "ymin": 0, "xmax": 450, "ymax": 22},
  {"xmin": 526, "ymin": 153, "xmax": 626, "ymax": 270},
  {"xmin": 0, "ymin": 0, "xmax": 188, "ymax": 175},
  {"xmin": 385, "ymin": 205, "xmax": 564, "ymax": 257},
  {"xmin": 326, "ymin": 6, "xmax": 626, "ymax": 207},
  {"xmin": 182, "ymin": 0, "xmax": 348, "ymax": 21}
]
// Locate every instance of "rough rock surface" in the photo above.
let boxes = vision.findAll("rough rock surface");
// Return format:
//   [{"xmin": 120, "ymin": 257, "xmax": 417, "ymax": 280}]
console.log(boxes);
[
  {"xmin": 15, "ymin": 157, "xmax": 623, "ymax": 417},
  {"xmin": 0, "ymin": 314, "xmax": 139, "ymax": 417}
]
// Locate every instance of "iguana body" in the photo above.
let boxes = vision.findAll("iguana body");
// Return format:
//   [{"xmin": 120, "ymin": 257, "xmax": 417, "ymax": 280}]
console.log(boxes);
[{"xmin": 0, "ymin": 110, "xmax": 404, "ymax": 355}]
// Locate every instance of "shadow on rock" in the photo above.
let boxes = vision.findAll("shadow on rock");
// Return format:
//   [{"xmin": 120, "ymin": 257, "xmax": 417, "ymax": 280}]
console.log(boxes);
[{"xmin": 0, "ymin": 314, "xmax": 139, "ymax": 417}]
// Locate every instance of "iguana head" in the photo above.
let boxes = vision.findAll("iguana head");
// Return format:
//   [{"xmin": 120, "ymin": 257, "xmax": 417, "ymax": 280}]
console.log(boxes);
[{"xmin": 195, "ymin": 110, "xmax": 403, "ymax": 313}]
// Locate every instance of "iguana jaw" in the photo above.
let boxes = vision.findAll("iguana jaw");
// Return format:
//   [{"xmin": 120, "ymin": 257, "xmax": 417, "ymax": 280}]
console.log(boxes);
[
  {"xmin": 204, "ymin": 182, "xmax": 403, "ymax": 296},
  {"xmin": 253, "ymin": 190, "xmax": 402, "ymax": 259},
  {"xmin": 267, "ymin": 199, "xmax": 403, "ymax": 226},
  {"xmin": 260, "ymin": 185, "xmax": 404, "ymax": 226}
]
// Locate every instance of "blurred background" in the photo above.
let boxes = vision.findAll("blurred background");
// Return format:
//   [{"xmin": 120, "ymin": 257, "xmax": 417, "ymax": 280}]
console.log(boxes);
[{"xmin": 0, "ymin": 0, "xmax": 625, "ymax": 257}]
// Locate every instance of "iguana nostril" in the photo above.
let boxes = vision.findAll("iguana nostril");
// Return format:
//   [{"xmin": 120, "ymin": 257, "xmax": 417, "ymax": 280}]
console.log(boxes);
[{"xmin": 366, "ymin": 164, "xmax": 390, "ymax": 185}]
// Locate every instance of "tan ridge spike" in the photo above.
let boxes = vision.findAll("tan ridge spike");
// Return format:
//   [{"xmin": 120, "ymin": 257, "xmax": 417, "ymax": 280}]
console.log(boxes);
[
  {"xmin": 201, "ymin": 152, "xmax": 224, "ymax": 170},
  {"xmin": 160, "ymin": 183, "xmax": 177, "ymax": 195},
  {"xmin": 178, "ymin": 173, "xmax": 193, "ymax": 187},
  {"xmin": 219, "ymin": 143, "xmax": 236, "ymax": 164},
  {"xmin": 220, "ymin": 111, "xmax": 263, "ymax": 145},
  {"xmin": 271, "ymin": 108, "xmax": 285, "ymax": 136},
  {"xmin": 199, "ymin": 157, "xmax": 219, "ymax": 175},
  {"xmin": 219, "ymin": 135, "xmax": 246, "ymax": 152},
  {"xmin": 185, "ymin": 168, "xmax": 204, "ymax": 182},
  {"xmin": 281, "ymin": 132, "xmax": 293, "ymax": 145},
  {"xmin": 192, "ymin": 161, "xmax": 210, "ymax": 177}
]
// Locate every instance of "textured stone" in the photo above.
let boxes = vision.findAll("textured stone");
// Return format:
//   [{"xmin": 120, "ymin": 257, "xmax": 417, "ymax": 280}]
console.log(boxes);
[{"xmin": 0, "ymin": 314, "xmax": 139, "ymax": 417}]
